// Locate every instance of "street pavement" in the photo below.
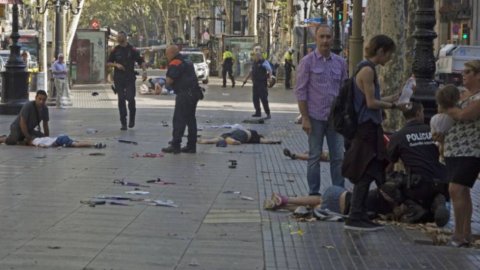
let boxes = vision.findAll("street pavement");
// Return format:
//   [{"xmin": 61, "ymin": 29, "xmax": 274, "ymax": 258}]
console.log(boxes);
[{"xmin": 0, "ymin": 76, "xmax": 478, "ymax": 269}]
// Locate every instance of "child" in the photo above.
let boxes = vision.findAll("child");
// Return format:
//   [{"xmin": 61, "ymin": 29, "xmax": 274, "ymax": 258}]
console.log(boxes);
[
  {"xmin": 30, "ymin": 135, "xmax": 106, "ymax": 148},
  {"xmin": 431, "ymin": 84, "xmax": 460, "ymax": 158}
]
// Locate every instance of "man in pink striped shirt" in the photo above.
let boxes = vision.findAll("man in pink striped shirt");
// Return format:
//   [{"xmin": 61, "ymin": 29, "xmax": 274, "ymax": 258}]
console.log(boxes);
[{"xmin": 294, "ymin": 24, "xmax": 348, "ymax": 195}]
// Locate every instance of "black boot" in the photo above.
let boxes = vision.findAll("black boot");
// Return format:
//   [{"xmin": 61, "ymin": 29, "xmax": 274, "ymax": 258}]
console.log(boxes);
[
  {"xmin": 128, "ymin": 114, "xmax": 135, "ymax": 128},
  {"xmin": 431, "ymin": 194, "xmax": 450, "ymax": 227},
  {"xmin": 181, "ymin": 145, "xmax": 196, "ymax": 153},
  {"xmin": 162, "ymin": 145, "xmax": 180, "ymax": 154},
  {"xmin": 400, "ymin": 200, "xmax": 427, "ymax": 224}
]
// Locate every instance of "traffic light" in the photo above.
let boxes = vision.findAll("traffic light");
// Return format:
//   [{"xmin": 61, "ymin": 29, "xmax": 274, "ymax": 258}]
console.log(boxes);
[
  {"xmin": 337, "ymin": 1, "xmax": 344, "ymax": 21},
  {"xmin": 462, "ymin": 24, "xmax": 470, "ymax": 40}
]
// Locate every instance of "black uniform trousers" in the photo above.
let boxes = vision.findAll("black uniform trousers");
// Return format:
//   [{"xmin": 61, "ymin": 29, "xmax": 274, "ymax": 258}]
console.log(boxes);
[
  {"xmin": 222, "ymin": 63, "xmax": 235, "ymax": 87},
  {"xmin": 171, "ymin": 92, "xmax": 198, "ymax": 148},
  {"xmin": 115, "ymin": 79, "xmax": 136, "ymax": 126},
  {"xmin": 285, "ymin": 65, "xmax": 292, "ymax": 88},
  {"xmin": 252, "ymin": 83, "xmax": 270, "ymax": 115}
]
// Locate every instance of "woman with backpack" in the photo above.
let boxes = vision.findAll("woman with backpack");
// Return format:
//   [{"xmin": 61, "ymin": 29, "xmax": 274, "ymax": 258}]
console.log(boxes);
[{"xmin": 342, "ymin": 35, "xmax": 410, "ymax": 231}]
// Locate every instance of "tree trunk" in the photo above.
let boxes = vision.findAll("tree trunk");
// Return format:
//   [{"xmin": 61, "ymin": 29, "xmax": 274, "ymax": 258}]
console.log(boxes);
[
  {"xmin": 363, "ymin": 0, "xmax": 381, "ymax": 44},
  {"xmin": 379, "ymin": 0, "xmax": 406, "ymax": 131}
]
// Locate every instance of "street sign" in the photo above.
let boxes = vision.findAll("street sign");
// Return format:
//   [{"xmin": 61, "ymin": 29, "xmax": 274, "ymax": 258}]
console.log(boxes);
[{"xmin": 90, "ymin": 19, "xmax": 100, "ymax": 29}]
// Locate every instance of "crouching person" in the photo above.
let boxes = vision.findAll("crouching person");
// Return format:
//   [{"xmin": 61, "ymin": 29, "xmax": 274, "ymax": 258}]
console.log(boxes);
[{"xmin": 5, "ymin": 90, "xmax": 49, "ymax": 145}]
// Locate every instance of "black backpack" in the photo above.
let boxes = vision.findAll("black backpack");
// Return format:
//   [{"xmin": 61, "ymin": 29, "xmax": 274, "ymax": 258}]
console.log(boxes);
[{"xmin": 329, "ymin": 61, "xmax": 376, "ymax": 140}]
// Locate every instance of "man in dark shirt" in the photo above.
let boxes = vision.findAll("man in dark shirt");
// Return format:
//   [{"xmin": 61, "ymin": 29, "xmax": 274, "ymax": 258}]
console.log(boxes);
[
  {"xmin": 387, "ymin": 102, "xmax": 449, "ymax": 226},
  {"xmin": 243, "ymin": 51, "xmax": 272, "ymax": 119},
  {"xmin": 107, "ymin": 31, "xmax": 147, "ymax": 130},
  {"xmin": 161, "ymin": 45, "xmax": 202, "ymax": 154},
  {"xmin": 5, "ymin": 90, "xmax": 49, "ymax": 145}
]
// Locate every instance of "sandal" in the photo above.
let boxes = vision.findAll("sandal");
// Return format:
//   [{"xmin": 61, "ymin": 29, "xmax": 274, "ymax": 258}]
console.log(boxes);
[
  {"xmin": 272, "ymin": 192, "xmax": 289, "ymax": 208},
  {"xmin": 283, "ymin": 148, "xmax": 296, "ymax": 160}
]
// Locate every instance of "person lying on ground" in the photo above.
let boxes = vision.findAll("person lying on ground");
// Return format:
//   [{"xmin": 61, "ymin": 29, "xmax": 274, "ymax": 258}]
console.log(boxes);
[
  {"xmin": 139, "ymin": 77, "xmax": 174, "ymax": 95},
  {"xmin": 197, "ymin": 128, "xmax": 281, "ymax": 145},
  {"xmin": 4, "ymin": 90, "xmax": 49, "ymax": 145},
  {"xmin": 264, "ymin": 177, "xmax": 448, "ymax": 226},
  {"xmin": 283, "ymin": 148, "xmax": 329, "ymax": 162},
  {"xmin": 1, "ymin": 134, "xmax": 106, "ymax": 149}
]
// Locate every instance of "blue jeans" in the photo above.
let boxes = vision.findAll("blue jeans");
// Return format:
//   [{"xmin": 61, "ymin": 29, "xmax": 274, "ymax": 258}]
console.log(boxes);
[{"xmin": 307, "ymin": 118, "xmax": 345, "ymax": 195}]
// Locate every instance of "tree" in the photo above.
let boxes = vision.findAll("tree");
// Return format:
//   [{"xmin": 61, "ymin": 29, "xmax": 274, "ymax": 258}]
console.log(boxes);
[{"xmin": 363, "ymin": 0, "xmax": 406, "ymax": 131}]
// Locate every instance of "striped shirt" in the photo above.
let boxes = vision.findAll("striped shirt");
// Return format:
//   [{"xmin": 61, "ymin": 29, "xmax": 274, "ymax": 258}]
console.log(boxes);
[{"xmin": 294, "ymin": 50, "xmax": 347, "ymax": 121}]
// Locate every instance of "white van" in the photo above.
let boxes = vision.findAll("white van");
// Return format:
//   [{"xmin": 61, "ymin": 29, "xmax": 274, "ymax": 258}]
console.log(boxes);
[{"xmin": 181, "ymin": 50, "xmax": 210, "ymax": 84}]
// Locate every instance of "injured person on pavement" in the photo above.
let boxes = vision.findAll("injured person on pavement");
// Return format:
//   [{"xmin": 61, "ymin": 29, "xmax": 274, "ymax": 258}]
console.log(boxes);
[
  {"xmin": 0, "ymin": 134, "xmax": 106, "ymax": 149},
  {"xmin": 197, "ymin": 128, "xmax": 281, "ymax": 146}
]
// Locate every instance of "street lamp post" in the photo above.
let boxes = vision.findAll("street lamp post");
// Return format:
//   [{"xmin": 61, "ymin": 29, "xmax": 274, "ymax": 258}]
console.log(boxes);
[
  {"xmin": 0, "ymin": 1, "xmax": 29, "ymax": 115},
  {"xmin": 331, "ymin": 0, "xmax": 343, "ymax": 54},
  {"xmin": 36, "ymin": 0, "xmax": 81, "ymax": 58},
  {"xmin": 257, "ymin": 13, "xmax": 271, "ymax": 59},
  {"xmin": 35, "ymin": 0, "xmax": 81, "ymax": 106},
  {"xmin": 411, "ymin": 0, "xmax": 437, "ymax": 121},
  {"xmin": 303, "ymin": 0, "xmax": 308, "ymax": 56}
]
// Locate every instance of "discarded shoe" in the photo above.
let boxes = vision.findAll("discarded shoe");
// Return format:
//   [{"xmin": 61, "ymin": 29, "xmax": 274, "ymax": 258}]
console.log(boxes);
[
  {"xmin": 283, "ymin": 148, "xmax": 296, "ymax": 160},
  {"xmin": 293, "ymin": 206, "xmax": 311, "ymax": 217},
  {"xmin": 94, "ymin": 143, "xmax": 106, "ymax": 149}
]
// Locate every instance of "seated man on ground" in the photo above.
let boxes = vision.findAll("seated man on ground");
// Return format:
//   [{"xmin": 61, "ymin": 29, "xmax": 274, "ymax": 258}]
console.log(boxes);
[
  {"xmin": 0, "ymin": 134, "xmax": 106, "ymax": 149},
  {"xmin": 4, "ymin": 90, "xmax": 49, "ymax": 145},
  {"xmin": 198, "ymin": 128, "xmax": 281, "ymax": 145},
  {"xmin": 387, "ymin": 102, "xmax": 450, "ymax": 227}
]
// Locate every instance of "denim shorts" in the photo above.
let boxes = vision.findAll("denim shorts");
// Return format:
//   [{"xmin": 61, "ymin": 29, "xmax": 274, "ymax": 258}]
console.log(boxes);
[
  {"xmin": 320, "ymin": 185, "xmax": 347, "ymax": 214},
  {"xmin": 55, "ymin": 135, "xmax": 74, "ymax": 147}
]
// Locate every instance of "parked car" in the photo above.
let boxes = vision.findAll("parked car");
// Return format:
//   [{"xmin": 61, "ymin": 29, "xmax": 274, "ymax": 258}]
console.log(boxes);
[{"xmin": 181, "ymin": 50, "xmax": 210, "ymax": 84}]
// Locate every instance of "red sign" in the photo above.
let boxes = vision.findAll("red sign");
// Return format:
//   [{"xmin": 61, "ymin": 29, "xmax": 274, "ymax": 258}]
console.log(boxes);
[{"xmin": 90, "ymin": 19, "xmax": 100, "ymax": 29}]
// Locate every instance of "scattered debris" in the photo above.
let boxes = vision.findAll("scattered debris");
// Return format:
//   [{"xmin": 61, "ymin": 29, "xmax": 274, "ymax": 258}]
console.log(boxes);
[
  {"xmin": 125, "ymin": 190, "xmax": 150, "ymax": 195},
  {"xmin": 322, "ymin": 245, "xmax": 335, "ymax": 249},
  {"xmin": 223, "ymin": 191, "xmax": 241, "ymax": 195},
  {"xmin": 89, "ymin": 152, "xmax": 105, "ymax": 156},
  {"xmin": 293, "ymin": 206, "xmax": 310, "ymax": 217},
  {"xmin": 86, "ymin": 128, "xmax": 98, "ymax": 134},
  {"xmin": 34, "ymin": 154, "xmax": 46, "ymax": 159},
  {"xmin": 118, "ymin": 139, "xmax": 138, "ymax": 145},
  {"xmin": 149, "ymin": 199, "xmax": 178, "ymax": 207},
  {"xmin": 146, "ymin": 178, "xmax": 176, "ymax": 185},
  {"xmin": 47, "ymin": 246, "xmax": 61, "ymax": 250},
  {"xmin": 80, "ymin": 200, "xmax": 106, "ymax": 207},
  {"xmin": 109, "ymin": 201, "xmax": 130, "ymax": 206},
  {"xmin": 228, "ymin": 160, "xmax": 237, "ymax": 169},
  {"xmin": 240, "ymin": 196, "xmax": 254, "ymax": 201},
  {"xmin": 161, "ymin": 121, "xmax": 169, "ymax": 127},
  {"xmin": 91, "ymin": 92, "xmax": 99, "ymax": 96},
  {"xmin": 113, "ymin": 179, "xmax": 150, "ymax": 187},
  {"xmin": 131, "ymin": 152, "xmax": 164, "ymax": 158}
]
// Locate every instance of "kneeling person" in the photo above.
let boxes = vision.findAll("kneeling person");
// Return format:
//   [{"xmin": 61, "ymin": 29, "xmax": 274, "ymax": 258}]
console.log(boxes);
[{"xmin": 5, "ymin": 90, "xmax": 49, "ymax": 145}]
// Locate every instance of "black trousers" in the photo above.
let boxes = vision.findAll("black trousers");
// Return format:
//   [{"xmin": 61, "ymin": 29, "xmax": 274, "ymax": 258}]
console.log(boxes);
[
  {"xmin": 171, "ymin": 93, "xmax": 198, "ymax": 148},
  {"xmin": 285, "ymin": 67, "xmax": 292, "ymax": 88},
  {"xmin": 116, "ymin": 79, "xmax": 136, "ymax": 126},
  {"xmin": 222, "ymin": 64, "xmax": 235, "ymax": 86},
  {"xmin": 252, "ymin": 84, "xmax": 270, "ymax": 115}
]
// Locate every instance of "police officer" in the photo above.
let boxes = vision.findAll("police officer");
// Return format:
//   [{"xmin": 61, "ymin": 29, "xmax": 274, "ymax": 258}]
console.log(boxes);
[
  {"xmin": 107, "ymin": 31, "xmax": 147, "ymax": 130},
  {"xmin": 222, "ymin": 46, "xmax": 235, "ymax": 88},
  {"xmin": 243, "ymin": 51, "xmax": 272, "ymax": 119},
  {"xmin": 162, "ymin": 45, "xmax": 202, "ymax": 154},
  {"xmin": 387, "ymin": 102, "xmax": 450, "ymax": 227},
  {"xmin": 284, "ymin": 48, "xmax": 295, "ymax": 89}
]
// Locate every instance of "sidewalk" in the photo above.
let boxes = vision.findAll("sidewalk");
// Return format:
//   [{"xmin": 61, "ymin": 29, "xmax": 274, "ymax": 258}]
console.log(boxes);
[{"xmin": 2, "ymin": 77, "xmax": 480, "ymax": 269}]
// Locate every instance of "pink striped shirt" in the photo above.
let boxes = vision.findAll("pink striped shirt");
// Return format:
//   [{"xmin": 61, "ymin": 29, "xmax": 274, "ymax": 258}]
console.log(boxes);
[{"xmin": 294, "ymin": 50, "xmax": 347, "ymax": 121}]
